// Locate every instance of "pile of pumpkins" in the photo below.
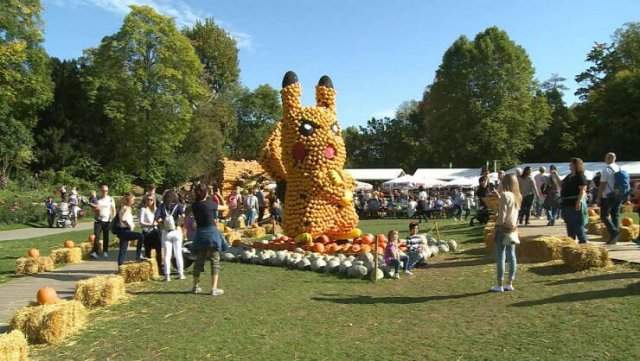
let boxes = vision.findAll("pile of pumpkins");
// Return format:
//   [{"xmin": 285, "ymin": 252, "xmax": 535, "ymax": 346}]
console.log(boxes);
[{"xmin": 223, "ymin": 233, "xmax": 458, "ymax": 280}]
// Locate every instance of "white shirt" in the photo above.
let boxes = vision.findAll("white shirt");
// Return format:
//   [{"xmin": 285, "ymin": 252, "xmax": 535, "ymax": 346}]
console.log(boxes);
[
  {"xmin": 601, "ymin": 163, "xmax": 619, "ymax": 196},
  {"xmin": 497, "ymin": 191, "xmax": 519, "ymax": 230},
  {"xmin": 245, "ymin": 195, "xmax": 258, "ymax": 210},
  {"xmin": 408, "ymin": 200, "xmax": 417, "ymax": 211},
  {"xmin": 97, "ymin": 196, "xmax": 114, "ymax": 222},
  {"xmin": 534, "ymin": 173, "xmax": 548, "ymax": 194},
  {"xmin": 119, "ymin": 206, "xmax": 135, "ymax": 230},
  {"xmin": 139, "ymin": 207, "xmax": 156, "ymax": 229},
  {"xmin": 418, "ymin": 191, "xmax": 428, "ymax": 201}
]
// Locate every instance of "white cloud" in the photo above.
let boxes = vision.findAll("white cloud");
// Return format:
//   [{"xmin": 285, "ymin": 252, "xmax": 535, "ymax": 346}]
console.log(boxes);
[{"xmin": 52, "ymin": 0, "xmax": 252, "ymax": 49}]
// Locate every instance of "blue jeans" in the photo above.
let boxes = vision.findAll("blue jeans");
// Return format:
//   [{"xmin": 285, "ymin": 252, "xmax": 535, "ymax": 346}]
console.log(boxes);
[
  {"xmin": 388, "ymin": 255, "xmax": 410, "ymax": 273},
  {"xmin": 246, "ymin": 209, "xmax": 257, "ymax": 226},
  {"xmin": 546, "ymin": 207, "xmax": 560, "ymax": 225},
  {"xmin": 407, "ymin": 251, "xmax": 424, "ymax": 270},
  {"xmin": 495, "ymin": 230, "xmax": 517, "ymax": 282},
  {"xmin": 600, "ymin": 195, "xmax": 622, "ymax": 241},
  {"xmin": 562, "ymin": 207, "xmax": 587, "ymax": 243},
  {"xmin": 116, "ymin": 230, "xmax": 143, "ymax": 266}
]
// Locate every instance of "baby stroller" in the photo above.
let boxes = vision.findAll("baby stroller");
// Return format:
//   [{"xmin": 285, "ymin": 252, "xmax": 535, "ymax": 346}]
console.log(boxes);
[{"xmin": 56, "ymin": 202, "xmax": 72, "ymax": 228}]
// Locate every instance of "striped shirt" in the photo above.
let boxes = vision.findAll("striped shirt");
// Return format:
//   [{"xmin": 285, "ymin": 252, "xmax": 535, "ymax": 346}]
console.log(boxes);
[{"xmin": 405, "ymin": 235, "xmax": 426, "ymax": 252}]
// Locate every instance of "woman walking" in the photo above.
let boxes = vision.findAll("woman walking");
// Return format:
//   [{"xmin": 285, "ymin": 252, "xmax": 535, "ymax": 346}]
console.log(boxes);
[
  {"xmin": 157, "ymin": 190, "xmax": 186, "ymax": 281},
  {"xmin": 561, "ymin": 158, "xmax": 588, "ymax": 244},
  {"xmin": 114, "ymin": 193, "xmax": 144, "ymax": 266},
  {"xmin": 490, "ymin": 174, "xmax": 521, "ymax": 293},
  {"xmin": 518, "ymin": 167, "xmax": 540, "ymax": 226},
  {"xmin": 543, "ymin": 165, "xmax": 562, "ymax": 226},
  {"xmin": 139, "ymin": 195, "xmax": 162, "ymax": 266},
  {"xmin": 191, "ymin": 183, "xmax": 227, "ymax": 296}
]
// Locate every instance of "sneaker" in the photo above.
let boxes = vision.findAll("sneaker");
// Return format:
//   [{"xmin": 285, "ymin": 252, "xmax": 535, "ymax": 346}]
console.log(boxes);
[
  {"xmin": 489, "ymin": 285, "xmax": 504, "ymax": 293},
  {"xmin": 178, "ymin": 275, "xmax": 186, "ymax": 280},
  {"xmin": 393, "ymin": 274, "xmax": 400, "ymax": 279},
  {"xmin": 164, "ymin": 276, "xmax": 171, "ymax": 282},
  {"xmin": 211, "ymin": 288, "xmax": 224, "ymax": 296},
  {"xmin": 192, "ymin": 286, "xmax": 202, "ymax": 294},
  {"xmin": 90, "ymin": 252, "xmax": 98, "ymax": 260},
  {"xmin": 504, "ymin": 285, "xmax": 515, "ymax": 292},
  {"xmin": 102, "ymin": 252, "xmax": 109, "ymax": 259},
  {"xmin": 404, "ymin": 270, "xmax": 413, "ymax": 276}
]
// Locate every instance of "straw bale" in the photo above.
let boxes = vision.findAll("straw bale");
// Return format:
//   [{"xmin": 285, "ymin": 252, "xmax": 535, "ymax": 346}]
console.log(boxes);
[
  {"xmin": 74, "ymin": 275, "xmax": 126, "ymax": 308},
  {"xmin": 15, "ymin": 257, "xmax": 39, "ymax": 275},
  {"xmin": 587, "ymin": 222, "xmax": 605, "ymax": 235},
  {"xmin": 587, "ymin": 216, "xmax": 601, "ymax": 225},
  {"xmin": 36, "ymin": 256, "xmax": 54, "ymax": 272},
  {"xmin": 10, "ymin": 300, "xmax": 87, "ymax": 345},
  {"xmin": 242, "ymin": 226, "xmax": 266, "ymax": 239},
  {"xmin": 118, "ymin": 260, "xmax": 153, "ymax": 283},
  {"xmin": 147, "ymin": 252, "xmax": 159, "ymax": 277},
  {"xmin": 562, "ymin": 244, "xmax": 610, "ymax": 271},
  {"xmin": 49, "ymin": 249, "xmax": 67, "ymax": 264},
  {"xmin": 50, "ymin": 247, "xmax": 81, "ymax": 264},
  {"xmin": 78, "ymin": 242, "xmax": 94, "ymax": 259},
  {"xmin": 224, "ymin": 231, "xmax": 242, "ymax": 244},
  {"xmin": 619, "ymin": 224, "xmax": 640, "ymax": 242},
  {"xmin": 519, "ymin": 236, "xmax": 575, "ymax": 263},
  {"xmin": 0, "ymin": 330, "xmax": 28, "ymax": 361}
]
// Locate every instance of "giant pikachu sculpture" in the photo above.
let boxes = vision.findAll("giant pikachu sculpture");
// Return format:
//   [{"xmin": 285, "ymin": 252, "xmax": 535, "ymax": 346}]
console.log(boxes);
[{"xmin": 261, "ymin": 71, "xmax": 361, "ymax": 239}]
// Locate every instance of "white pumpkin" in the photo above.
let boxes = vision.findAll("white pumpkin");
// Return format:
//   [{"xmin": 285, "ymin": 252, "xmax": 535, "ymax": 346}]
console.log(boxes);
[
  {"xmin": 311, "ymin": 259, "xmax": 327, "ymax": 272},
  {"xmin": 430, "ymin": 245, "xmax": 439, "ymax": 256},
  {"xmin": 222, "ymin": 252, "xmax": 236, "ymax": 262},
  {"xmin": 447, "ymin": 240, "xmax": 458, "ymax": 252},
  {"xmin": 348, "ymin": 265, "xmax": 368, "ymax": 278},
  {"xmin": 438, "ymin": 244, "xmax": 450, "ymax": 253},
  {"xmin": 374, "ymin": 268, "xmax": 384, "ymax": 280},
  {"xmin": 338, "ymin": 260, "xmax": 353, "ymax": 274},
  {"xmin": 296, "ymin": 258, "xmax": 311, "ymax": 270},
  {"xmin": 326, "ymin": 259, "xmax": 341, "ymax": 273}
]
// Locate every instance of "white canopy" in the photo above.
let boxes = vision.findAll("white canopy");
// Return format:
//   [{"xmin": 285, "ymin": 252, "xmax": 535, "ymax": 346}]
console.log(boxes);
[
  {"xmin": 382, "ymin": 175, "xmax": 445, "ymax": 190},
  {"xmin": 506, "ymin": 162, "xmax": 640, "ymax": 181},
  {"xmin": 345, "ymin": 168, "xmax": 405, "ymax": 182},
  {"xmin": 413, "ymin": 168, "xmax": 481, "ymax": 180},
  {"xmin": 354, "ymin": 181, "xmax": 373, "ymax": 191}
]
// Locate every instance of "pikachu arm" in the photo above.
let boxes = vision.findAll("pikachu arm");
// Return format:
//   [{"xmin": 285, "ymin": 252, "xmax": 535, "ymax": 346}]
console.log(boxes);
[
  {"xmin": 312, "ymin": 169, "xmax": 353, "ymax": 206},
  {"xmin": 260, "ymin": 123, "xmax": 287, "ymax": 181}
]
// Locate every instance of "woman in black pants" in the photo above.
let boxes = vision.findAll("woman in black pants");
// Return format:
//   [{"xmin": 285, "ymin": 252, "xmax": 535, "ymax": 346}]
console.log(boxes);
[{"xmin": 518, "ymin": 167, "xmax": 540, "ymax": 226}]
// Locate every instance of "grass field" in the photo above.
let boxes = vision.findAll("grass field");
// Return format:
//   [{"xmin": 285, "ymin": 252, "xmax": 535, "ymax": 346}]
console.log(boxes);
[{"xmin": 21, "ymin": 218, "xmax": 640, "ymax": 361}]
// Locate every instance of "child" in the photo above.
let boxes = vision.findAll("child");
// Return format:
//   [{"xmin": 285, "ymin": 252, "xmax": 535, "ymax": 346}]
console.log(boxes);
[{"xmin": 384, "ymin": 230, "xmax": 410, "ymax": 279}]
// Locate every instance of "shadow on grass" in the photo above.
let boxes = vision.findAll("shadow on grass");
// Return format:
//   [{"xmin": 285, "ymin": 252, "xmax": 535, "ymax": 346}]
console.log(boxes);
[
  {"xmin": 312, "ymin": 291, "xmax": 486, "ymax": 304},
  {"xmin": 428, "ymin": 257, "xmax": 493, "ymax": 269},
  {"xmin": 131, "ymin": 290, "xmax": 194, "ymax": 295},
  {"xmin": 527, "ymin": 264, "xmax": 575, "ymax": 276},
  {"xmin": 459, "ymin": 247, "xmax": 488, "ymax": 257},
  {"xmin": 546, "ymin": 272, "xmax": 640, "ymax": 286},
  {"xmin": 30, "ymin": 269, "xmax": 115, "ymax": 282},
  {"xmin": 511, "ymin": 282, "xmax": 640, "ymax": 307}
]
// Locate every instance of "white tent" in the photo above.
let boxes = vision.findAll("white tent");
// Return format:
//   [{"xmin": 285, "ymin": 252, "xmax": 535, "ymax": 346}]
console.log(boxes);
[
  {"xmin": 354, "ymin": 181, "xmax": 373, "ymax": 191},
  {"xmin": 506, "ymin": 162, "xmax": 640, "ymax": 181},
  {"xmin": 382, "ymin": 175, "xmax": 445, "ymax": 190},
  {"xmin": 444, "ymin": 176, "xmax": 478, "ymax": 187},
  {"xmin": 345, "ymin": 168, "xmax": 405, "ymax": 182}
]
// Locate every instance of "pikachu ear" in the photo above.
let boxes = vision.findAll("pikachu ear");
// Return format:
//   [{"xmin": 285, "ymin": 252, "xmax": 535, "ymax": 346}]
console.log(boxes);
[
  {"xmin": 281, "ymin": 71, "xmax": 302, "ymax": 119},
  {"xmin": 315, "ymin": 75, "xmax": 336, "ymax": 112}
]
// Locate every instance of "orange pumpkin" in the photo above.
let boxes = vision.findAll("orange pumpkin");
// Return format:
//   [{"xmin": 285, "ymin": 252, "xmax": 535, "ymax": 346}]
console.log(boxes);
[
  {"xmin": 376, "ymin": 234, "xmax": 387, "ymax": 245},
  {"xmin": 232, "ymin": 239, "xmax": 242, "ymax": 247},
  {"xmin": 622, "ymin": 217, "xmax": 634, "ymax": 226},
  {"xmin": 88, "ymin": 234, "xmax": 96, "ymax": 242},
  {"xmin": 360, "ymin": 244, "xmax": 371, "ymax": 254},
  {"xmin": 28, "ymin": 248, "xmax": 40, "ymax": 258},
  {"xmin": 37, "ymin": 287, "xmax": 58, "ymax": 305},
  {"xmin": 341, "ymin": 244, "xmax": 352, "ymax": 254},
  {"xmin": 588, "ymin": 208, "xmax": 597, "ymax": 217},
  {"xmin": 352, "ymin": 237, "xmax": 362, "ymax": 245},
  {"xmin": 64, "ymin": 240, "xmax": 75, "ymax": 249},
  {"xmin": 361, "ymin": 234, "xmax": 374, "ymax": 245},
  {"xmin": 252, "ymin": 241, "xmax": 264, "ymax": 250},
  {"xmin": 312, "ymin": 242, "xmax": 325, "ymax": 253},
  {"xmin": 351, "ymin": 244, "xmax": 361, "ymax": 254},
  {"xmin": 315, "ymin": 234, "xmax": 331, "ymax": 245}
]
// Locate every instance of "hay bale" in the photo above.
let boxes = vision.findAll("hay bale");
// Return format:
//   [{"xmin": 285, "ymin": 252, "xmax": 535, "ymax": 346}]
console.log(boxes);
[
  {"xmin": 66, "ymin": 247, "xmax": 82, "ymax": 264},
  {"xmin": 49, "ymin": 249, "xmax": 67, "ymax": 264},
  {"xmin": 587, "ymin": 222, "xmax": 605, "ymax": 235},
  {"xmin": 587, "ymin": 216, "xmax": 601, "ymax": 225},
  {"xmin": 118, "ymin": 260, "xmax": 153, "ymax": 283},
  {"xmin": 224, "ymin": 231, "xmax": 242, "ymax": 244},
  {"xmin": 78, "ymin": 242, "xmax": 94, "ymax": 258},
  {"xmin": 242, "ymin": 226, "xmax": 266, "ymax": 238},
  {"xmin": 15, "ymin": 257, "xmax": 39, "ymax": 275},
  {"xmin": 74, "ymin": 275, "xmax": 126, "ymax": 308},
  {"xmin": 519, "ymin": 236, "xmax": 575, "ymax": 263},
  {"xmin": 619, "ymin": 224, "xmax": 640, "ymax": 242},
  {"xmin": 562, "ymin": 244, "xmax": 610, "ymax": 271},
  {"xmin": 147, "ymin": 253, "xmax": 159, "ymax": 277},
  {"xmin": 36, "ymin": 256, "xmax": 54, "ymax": 272},
  {"xmin": 10, "ymin": 300, "xmax": 87, "ymax": 345},
  {"xmin": 0, "ymin": 330, "xmax": 28, "ymax": 361}
]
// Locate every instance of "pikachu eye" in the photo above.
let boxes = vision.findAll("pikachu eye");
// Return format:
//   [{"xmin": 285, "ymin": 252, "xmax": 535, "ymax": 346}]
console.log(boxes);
[
  {"xmin": 299, "ymin": 120, "xmax": 316, "ymax": 137},
  {"xmin": 331, "ymin": 123, "xmax": 340, "ymax": 135}
]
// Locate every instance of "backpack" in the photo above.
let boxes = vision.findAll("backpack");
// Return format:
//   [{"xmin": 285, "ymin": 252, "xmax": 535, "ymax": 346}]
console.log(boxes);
[
  {"xmin": 163, "ymin": 205, "xmax": 179, "ymax": 231},
  {"xmin": 611, "ymin": 166, "xmax": 631, "ymax": 200}
]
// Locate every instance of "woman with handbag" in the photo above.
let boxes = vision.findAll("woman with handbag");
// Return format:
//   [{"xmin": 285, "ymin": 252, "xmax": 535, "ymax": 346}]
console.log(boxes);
[
  {"xmin": 115, "ymin": 193, "xmax": 144, "ymax": 266},
  {"xmin": 490, "ymin": 174, "xmax": 522, "ymax": 293}
]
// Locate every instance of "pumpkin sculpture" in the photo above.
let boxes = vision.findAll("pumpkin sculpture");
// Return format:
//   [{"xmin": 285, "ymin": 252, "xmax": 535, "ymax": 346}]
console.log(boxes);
[{"xmin": 260, "ymin": 71, "xmax": 360, "ymax": 239}]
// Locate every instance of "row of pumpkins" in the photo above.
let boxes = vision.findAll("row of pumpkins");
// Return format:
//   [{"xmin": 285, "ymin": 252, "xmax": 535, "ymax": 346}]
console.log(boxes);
[{"xmin": 222, "ymin": 236, "xmax": 458, "ymax": 279}]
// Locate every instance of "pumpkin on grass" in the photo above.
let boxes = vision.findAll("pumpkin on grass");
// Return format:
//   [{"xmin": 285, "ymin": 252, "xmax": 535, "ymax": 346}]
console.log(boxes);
[
  {"xmin": 351, "ymin": 244, "xmax": 361, "ymax": 254},
  {"xmin": 361, "ymin": 234, "xmax": 374, "ymax": 245},
  {"xmin": 37, "ymin": 287, "xmax": 58, "ymax": 305},
  {"xmin": 360, "ymin": 244, "xmax": 371, "ymax": 254},
  {"xmin": 622, "ymin": 217, "xmax": 634, "ymax": 226},
  {"xmin": 312, "ymin": 242, "xmax": 325, "ymax": 253},
  {"xmin": 28, "ymin": 248, "xmax": 40, "ymax": 258},
  {"xmin": 315, "ymin": 235, "xmax": 331, "ymax": 245},
  {"xmin": 64, "ymin": 240, "xmax": 74, "ymax": 249},
  {"xmin": 88, "ymin": 234, "xmax": 96, "ymax": 242}
]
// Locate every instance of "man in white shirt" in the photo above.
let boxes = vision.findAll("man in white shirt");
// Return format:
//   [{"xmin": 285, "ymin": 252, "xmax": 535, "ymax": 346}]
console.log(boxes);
[
  {"xmin": 90, "ymin": 184, "xmax": 116, "ymax": 259},
  {"xmin": 417, "ymin": 186, "xmax": 428, "ymax": 202},
  {"xmin": 597, "ymin": 152, "xmax": 622, "ymax": 243},
  {"xmin": 533, "ymin": 167, "xmax": 548, "ymax": 219},
  {"xmin": 245, "ymin": 190, "xmax": 259, "ymax": 226}
]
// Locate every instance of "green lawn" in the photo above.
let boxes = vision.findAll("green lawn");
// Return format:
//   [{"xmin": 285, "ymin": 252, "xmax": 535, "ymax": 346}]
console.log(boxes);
[
  {"xmin": 0, "ymin": 230, "xmax": 91, "ymax": 284},
  {"xmin": 24, "ymin": 218, "xmax": 640, "ymax": 361}
]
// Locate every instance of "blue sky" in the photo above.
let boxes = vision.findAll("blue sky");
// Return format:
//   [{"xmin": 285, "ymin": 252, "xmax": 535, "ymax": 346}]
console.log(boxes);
[{"xmin": 42, "ymin": 0, "xmax": 640, "ymax": 127}]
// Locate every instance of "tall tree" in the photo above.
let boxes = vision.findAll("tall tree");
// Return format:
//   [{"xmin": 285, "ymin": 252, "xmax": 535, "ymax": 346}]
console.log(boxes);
[
  {"xmin": 574, "ymin": 22, "xmax": 640, "ymax": 159},
  {"xmin": 183, "ymin": 18, "xmax": 240, "ymax": 95},
  {"xmin": 227, "ymin": 84, "xmax": 282, "ymax": 160},
  {"xmin": 82, "ymin": 5, "xmax": 208, "ymax": 184},
  {"xmin": 421, "ymin": 27, "xmax": 550, "ymax": 167},
  {"xmin": 0, "ymin": 0, "xmax": 52, "ymax": 182}
]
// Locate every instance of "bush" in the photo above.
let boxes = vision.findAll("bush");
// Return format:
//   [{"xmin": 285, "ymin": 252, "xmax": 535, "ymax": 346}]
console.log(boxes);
[
  {"xmin": 0, "ymin": 198, "xmax": 46, "ymax": 226},
  {"xmin": 100, "ymin": 169, "xmax": 134, "ymax": 195}
]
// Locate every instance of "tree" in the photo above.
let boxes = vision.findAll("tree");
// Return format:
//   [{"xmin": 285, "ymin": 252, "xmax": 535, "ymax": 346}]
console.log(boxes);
[
  {"xmin": 82, "ymin": 5, "xmax": 208, "ymax": 184},
  {"xmin": 0, "ymin": 0, "xmax": 52, "ymax": 181},
  {"xmin": 183, "ymin": 18, "xmax": 240, "ymax": 95},
  {"xmin": 573, "ymin": 23, "xmax": 640, "ymax": 159},
  {"xmin": 227, "ymin": 84, "xmax": 282, "ymax": 160},
  {"xmin": 420, "ymin": 27, "xmax": 550, "ymax": 167}
]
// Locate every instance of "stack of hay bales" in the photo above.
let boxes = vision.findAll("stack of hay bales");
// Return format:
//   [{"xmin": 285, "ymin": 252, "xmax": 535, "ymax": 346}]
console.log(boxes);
[
  {"xmin": 518, "ymin": 236, "xmax": 575, "ymax": 263},
  {"xmin": 50, "ymin": 247, "xmax": 82, "ymax": 265},
  {"xmin": 618, "ymin": 217, "xmax": 640, "ymax": 242},
  {"xmin": 78, "ymin": 242, "xmax": 94, "ymax": 259},
  {"xmin": 10, "ymin": 300, "xmax": 87, "ymax": 345},
  {"xmin": 118, "ymin": 260, "xmax": 155, "ymax": 283},
  {"xmin": 243, "ymin": 226, "xmax": 266, "ymax": 238},
  {"xmin": 0, "ymin": 330, "xmax": 28, "ymax": 360},
  {"xmin": 74, "ymin": 275, "xmax": 126, "ymax": 308},
  {"xmin": 15, "ymin": 256, "xmax": 54, "ymax": 275},
  {"xmin": 562, "ymin": 244, "xmax": 610, "ymax": 271},
  {"xmin": 484, "ymin": 222, "xmax": 496, "ymax": 253},
  {"xmin": 586, "ymin": 208, "xmax": 605, "ymax": 235}
]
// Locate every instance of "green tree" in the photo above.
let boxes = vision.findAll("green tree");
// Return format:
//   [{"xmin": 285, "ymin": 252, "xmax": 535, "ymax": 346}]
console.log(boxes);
[
  {"xmin": 227, "ymin": 84, "xmax": 281, "ymax": 160},
  {"xmin": 82, "ymin": 5, "xmax": 208, "ymax": 184},
  {"xmin": 573, "ymin": 23, "xmax": 640, "ymax": 159},
  {"xmin": 421, "ymin": 27, "xmax": 550, "ymax": 167},
  {"xmin": 183, "ymin": 18, "xmax": 240, "ymax": 95},
  {"xmin": 0, "ymin": 0, "xmax": 52, "ymax": 181}
]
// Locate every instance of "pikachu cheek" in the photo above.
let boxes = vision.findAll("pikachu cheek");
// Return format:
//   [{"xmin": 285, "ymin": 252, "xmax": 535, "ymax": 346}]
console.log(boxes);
[{"xmin": 324, "ymin": 144, "xmax": 336, "ymax": 160}]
